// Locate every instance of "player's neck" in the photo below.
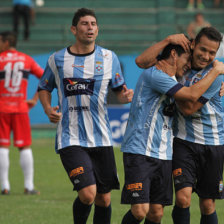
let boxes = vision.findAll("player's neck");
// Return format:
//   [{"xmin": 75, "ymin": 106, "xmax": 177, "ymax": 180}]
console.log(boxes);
[
  {"xmin": 156, "ymin": 59, "xmax": 176, "ymax": 77},
  {"xmin": 70, "ymin": 43, "xmax": 95, "ymax": 55}
]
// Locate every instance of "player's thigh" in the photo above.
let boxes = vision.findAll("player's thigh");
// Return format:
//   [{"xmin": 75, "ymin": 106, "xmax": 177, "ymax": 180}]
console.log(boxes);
[
  {"xmin": 59, "ymin": 146, "xmax": 96, "ymax": 192},
  {"xmin": 172, "ymin": 138, "xmax": 196, "ymax": 192},
  {"xmin": 150, "ymin": 160, "xmax": 173, "ymax": 206},
  {"xmin": 0, "ymin": 113, "xmax": 11, "ymax": 146},
  {"xmin": 121, "ymin": 153, "xmax": 155, "ymax": 205},
  {"xmin": 196, "ymin": 145, "xmax": 224, "ymax": 199},
  {"xmin": 90, "ymin": 146, "xmax": 120, "ymax": 193},
  {"xmin": 12, "ymin": 113, "xmax": 31, "ymax": 147}
]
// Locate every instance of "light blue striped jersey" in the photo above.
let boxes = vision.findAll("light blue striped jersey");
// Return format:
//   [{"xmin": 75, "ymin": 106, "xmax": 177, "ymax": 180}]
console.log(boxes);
[
  {"xmin": 121, "ymin": 66, "xmax": 183, "ymax": 160},
  {"xmin": 38, "ymin": 45, "xmax": 125, "ymax": 152},
  {"xmin": 173, "ymin": 63, "xmax": 224, "ymax": 145}
]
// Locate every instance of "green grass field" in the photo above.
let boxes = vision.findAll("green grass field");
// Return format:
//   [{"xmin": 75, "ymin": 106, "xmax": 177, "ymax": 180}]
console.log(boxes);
[{"xmin": 0, "ymin": 138, "xmax": 223, "ymax": 224}]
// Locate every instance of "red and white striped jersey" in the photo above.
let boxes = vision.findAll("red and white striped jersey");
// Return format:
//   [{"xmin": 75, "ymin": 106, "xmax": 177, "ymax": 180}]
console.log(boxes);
[{"xmin": 0, "ymin": 50, "xmax": 43, "ymax": 113}]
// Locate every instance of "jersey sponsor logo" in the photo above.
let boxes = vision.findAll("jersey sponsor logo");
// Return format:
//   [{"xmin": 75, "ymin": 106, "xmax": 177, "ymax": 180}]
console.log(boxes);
[
  {"xmin": 69, "ymin": 106, "xmax": 89, "ymax": 112},
  {"xmin": 126, "ymin": 183, "xmax": 143, "ymax": 191},
  {"xmin": 69, "ymin": 167, "xmax": 84, "ymax": 177},
  {"xmin": 72, "ymin": 64, "xmax": 84, "ymax": 68},
  {"xmin": 173, "ymin": 168, "xmax": 182, "ymax": 177},
  {"xmin": 63, "ymin": 78, "xmax": 95, "ymax": 97}
]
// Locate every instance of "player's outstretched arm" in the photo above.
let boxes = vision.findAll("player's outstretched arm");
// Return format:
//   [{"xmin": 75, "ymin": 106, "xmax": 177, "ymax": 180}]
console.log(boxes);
[
  {"xmin": 135, "ymin": 34, "xmax": 190, "ymax": 69},
  {"xmin": 175, "ymin": 60, "xmax": 224, "ymax": 115},
  {"xmin": 38, "ymin": 90, "xmax": 62, "ymax": 123},
  {"xmin": 115, "ymin": 85, "xmax": 134, "ymax": 104},
  {"xmin": 26, "ymin": 92, "xmax": 39, "ymax": 109}
]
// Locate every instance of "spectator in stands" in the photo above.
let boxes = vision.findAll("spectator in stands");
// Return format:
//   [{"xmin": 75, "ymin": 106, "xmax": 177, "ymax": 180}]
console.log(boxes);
[
  {"xmin": 214, "ymin": 0, "xmax": 224, "ymax": 7},
  {"xmin": 187, "ymin": 0, "xmax": 205, "ymax": 10},
  {"xmin": 0, "ymin": 31, "xmax": 43, "ymax": 195},
  {"xmin": 187, "ymin": 13, "xmax": 210, "ymax": 39},
  {"xmin": 38, "ymin": 8, "xmax": 133, "ymax": 224},
  {"xmin": 13, "ymin": 0, "xmax": 35, "ymax": 40}
]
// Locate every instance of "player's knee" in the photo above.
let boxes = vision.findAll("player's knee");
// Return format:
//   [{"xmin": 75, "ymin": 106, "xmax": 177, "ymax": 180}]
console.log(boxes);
[
  {"xmin": 200, "ymin": 199, "xmax": 215, "ymax": 214},
  {"xmin": 78, "ymin": 187, "xmax": 96, "ymax": 205},
  {"xmin": 79, "ymin": 194, "xmax": 95, "ymax": 205},
  {"xmin": 131, "ymin": 204, "xmax": 149, "ymax": 221},
  {"xmin": 148, "ymin": 206, "xmax": 164, "ymax": 222},
  {"xmin": 176, "ymin": 190, "xmax": 191, "ymax": 208},
  {"xmin": 95, "ymin": 193, "xmax": 111, "ymax": 207}
]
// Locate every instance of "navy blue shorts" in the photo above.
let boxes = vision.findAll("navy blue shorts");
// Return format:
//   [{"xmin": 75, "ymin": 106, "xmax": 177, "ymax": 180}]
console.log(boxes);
[
  {"xmin": 121, "ymin": 153, "xmax": 173, "ymax": 205},
  {"xmin": 59, "ymin": 146, "xmax": 120, "ymax": 193},
  {"xmin": 172, "ymin": 137, "xmax": 224, "ymax": 199}
]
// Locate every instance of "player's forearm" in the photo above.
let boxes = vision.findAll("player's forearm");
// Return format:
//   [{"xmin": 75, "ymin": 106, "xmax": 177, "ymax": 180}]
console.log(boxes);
[
  {"xmin": 188, "ymin": 67, "xmax": 221, "ymax": 101},
  {"xmin": 32, "ymin": 91, "xmax": 39, "ymax": 103},
  {"xmin": 38, "ymin": 90, "xmax": 52, "ymax": 114},
  {"xmin": 135, "ymin": 38, "xmax": 170, "ymax": 69}
]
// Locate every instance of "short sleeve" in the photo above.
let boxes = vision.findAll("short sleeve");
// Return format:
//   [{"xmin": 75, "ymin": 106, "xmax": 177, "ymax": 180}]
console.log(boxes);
[
  {"xmin": 38, "ymin": 54, "xmax": 56, "ymax": 92},
  {"xmin": 146, "ymin": 67, "xmax": 183, "ymax": 96},
  {"xmin": 110, "ymin": 52, "xmax": 125, "ymax": 89}
]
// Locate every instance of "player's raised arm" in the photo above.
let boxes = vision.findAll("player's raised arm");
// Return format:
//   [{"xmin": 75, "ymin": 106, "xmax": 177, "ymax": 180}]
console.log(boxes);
[
  {"xmin": 175, "ymin": 60, "xmax": 224, "ymax": 115},
  {"xmin": 136, "ymin": 34, "xmax": 190, "ymax": 69}
]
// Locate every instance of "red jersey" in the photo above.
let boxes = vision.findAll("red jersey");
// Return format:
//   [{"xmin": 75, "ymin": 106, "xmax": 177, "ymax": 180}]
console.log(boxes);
[{"xmin": 0, "ymin": 50, "xmax": 44, "ymax": 113}]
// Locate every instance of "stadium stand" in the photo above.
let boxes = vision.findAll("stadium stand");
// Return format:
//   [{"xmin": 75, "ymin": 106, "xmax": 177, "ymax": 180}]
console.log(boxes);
[{"xmin": 0, "ymin": 0, "xmax": 223, "ymax": 55}]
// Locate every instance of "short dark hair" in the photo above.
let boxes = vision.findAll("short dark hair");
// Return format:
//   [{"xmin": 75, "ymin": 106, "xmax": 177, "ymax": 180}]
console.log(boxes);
[
  {"xmin": 72, "ymin": 8, "xmax": 97, "ymax": 26},
  {"xmin": 159, "ymin": 44, "xmax": 186, "ymax": 60},
  {"xmin": 0, "ymin": 31, "xmax": 17, "ymax": 47},
  {"xmin": 195, "ymin": 26, "xmax": 223, "ymax": 45}
]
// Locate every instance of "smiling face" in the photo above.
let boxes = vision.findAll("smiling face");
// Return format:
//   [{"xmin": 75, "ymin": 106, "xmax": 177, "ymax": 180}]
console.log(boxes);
[
  {"xmin": 191, "ymin": 35, "xmax": 219, "ymax": 70},
  {"xmin": 176, "ymin": 52, "xmax": 191, "ymax": 77},
  {"xmin": 71, "ymin": 15, "xmax": 99, "ymax": 46}
]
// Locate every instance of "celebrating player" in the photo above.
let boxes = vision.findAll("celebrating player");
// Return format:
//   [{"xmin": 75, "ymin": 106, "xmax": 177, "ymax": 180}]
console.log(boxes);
[{"xmin": 135, "ymin": 27, "xmax": 224, "ymax": 224}]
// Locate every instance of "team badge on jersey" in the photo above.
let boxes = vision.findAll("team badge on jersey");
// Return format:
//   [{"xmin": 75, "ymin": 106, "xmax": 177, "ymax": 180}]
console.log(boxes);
[
  {"xmin": 115, "ymin": 73, "xmax": 123, "ymax": 84},
  {"xmin": 63, "ymin": 78, "xmax": 95, "ymax": 97},
  {"xmin": 95, "ymin": 61, "xmax": 103, "ymax": 74}
]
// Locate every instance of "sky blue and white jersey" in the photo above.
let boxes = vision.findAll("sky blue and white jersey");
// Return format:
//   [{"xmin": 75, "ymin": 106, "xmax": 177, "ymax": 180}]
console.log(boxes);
[
  {"xmin": 173, "ymin": 63, "xmax": 224, "ymax": 145},
  {"xmin": 38, "ymin": 45, "xmax": 124, "ymax": 151},
  {"xmin": 121, "ymin": 66, "xmax": 183, "ymax": 160}
]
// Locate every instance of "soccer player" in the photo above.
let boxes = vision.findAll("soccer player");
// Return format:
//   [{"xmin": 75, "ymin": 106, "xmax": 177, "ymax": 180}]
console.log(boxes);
[
  {"xmin": 135, "ymin": 27, "xmax": 224, "ymax": 224},
  {"xmin": 0, "ymin": 31, "xmax": 43, "ymax": 195},
  {"xmin": 120, "ymin": 40, "xmax": 224, "ymax": 224},
  {"xmin": 38, "ymin": 8, "xmax": 133, "ymax": 224}
]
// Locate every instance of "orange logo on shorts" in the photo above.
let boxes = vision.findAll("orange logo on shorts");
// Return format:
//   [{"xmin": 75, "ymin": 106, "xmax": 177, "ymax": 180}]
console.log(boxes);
[
  {"xmin": 173, "ymin": 168, "xmax": 182, "ymax": 177},
  {"xmin": 69, "ymin": 167, "xmax": 84, "ymax": 177},
  {"xmin": 126, "ymin": 183, "xmax": 143, "ymax": 191}
]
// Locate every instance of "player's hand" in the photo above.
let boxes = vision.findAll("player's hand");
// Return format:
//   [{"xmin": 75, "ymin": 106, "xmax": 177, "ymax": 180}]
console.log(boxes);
[
  {"xmin": 220, "ymin": 81, "xmax": 224, "ymax": 97},
  {"xmin": 122, "ymin": 85, "xmax": 134, "ymax": 103},
  {"xmin": 166, "ymin": 34, "xmax": 191, "ymax": 53},
  {"xmin": 213, "ymin": 60, "xmax": 224, "ymax": 75},
  {"xmin": 26, "ymin": 99, "xmax": 37, "ymax": 109},
  {"xmin": 156, "ymin": 59, "xmax": 177, "ymax": 76},
  {"xmin": 45, "ymin": 106, "xmax": 62, "ymax": 123}
]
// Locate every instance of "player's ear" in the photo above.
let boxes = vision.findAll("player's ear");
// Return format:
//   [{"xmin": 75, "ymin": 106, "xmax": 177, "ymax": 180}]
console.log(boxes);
[
  {"xmin": 170, "ymin": 49, "xmax": 177, "ymax": 66},
  {"xmin": 171, "ymin": 49, "xmax": 177, "ymax": 59},
  {"xmin": 70, "ymin": 25, "xmax": 77, "ymax": 35},
  {"xmin": 191, "ymin": 40, "xmax": 195, "ymax": 50}
]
